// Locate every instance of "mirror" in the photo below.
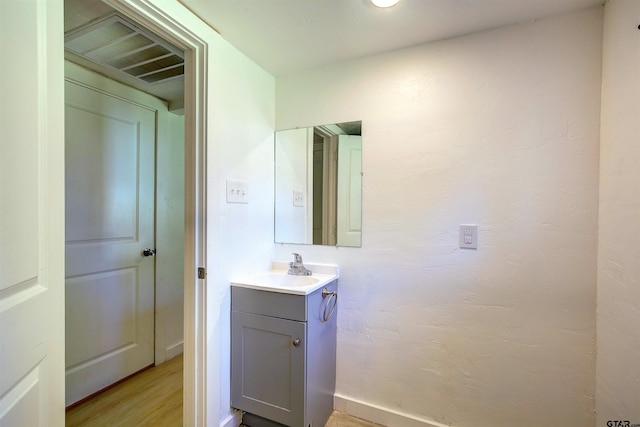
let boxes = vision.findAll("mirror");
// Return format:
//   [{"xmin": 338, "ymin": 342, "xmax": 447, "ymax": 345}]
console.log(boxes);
[{"xmin": 275, "ymin": 121, "xmax": 362, "ymax": 247}]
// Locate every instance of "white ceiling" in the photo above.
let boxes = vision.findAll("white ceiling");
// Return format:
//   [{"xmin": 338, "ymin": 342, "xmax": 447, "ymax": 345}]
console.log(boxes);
[{"xmin": 179, "ymin": 0, "xmax": 604, "ymax": 77}]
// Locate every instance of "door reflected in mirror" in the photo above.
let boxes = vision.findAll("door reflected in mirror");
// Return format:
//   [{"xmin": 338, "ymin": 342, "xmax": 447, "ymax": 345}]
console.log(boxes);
[{"xmin": 275, "ymin": 121, "xmax": 362, "ymax": 247}]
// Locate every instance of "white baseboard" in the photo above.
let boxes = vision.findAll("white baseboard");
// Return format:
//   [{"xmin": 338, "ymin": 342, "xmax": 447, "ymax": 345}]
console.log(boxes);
[
  {"xmin": 334, "ymin": 394, "xmax": 450, "ymax": 427},
  {"xmin": 220, "ymin": 409, "xmax": 242, "ymax": 427},
  {"xmin": 166, "ymin": 341, "xmax": 184, "ymax": 360}
]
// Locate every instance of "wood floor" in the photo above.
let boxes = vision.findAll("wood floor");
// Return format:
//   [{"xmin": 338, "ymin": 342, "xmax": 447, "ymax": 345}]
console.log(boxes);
[
  {"xmin": 66, "ymin": 354, "xmax": 183, "ymax": 427},
  {"xmin": 325, "ymin": 412, "xmax": 386, "ymax": 427},
  {"xmin": 65, "ymin": 354, "xmax": 380, "ymax": 427}
]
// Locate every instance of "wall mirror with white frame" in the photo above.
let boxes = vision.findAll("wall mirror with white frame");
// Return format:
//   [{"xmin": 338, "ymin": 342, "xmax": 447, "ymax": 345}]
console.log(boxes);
[{"xmin": 275, "ymin": 121, "xmax": 362, "ymax": 247}]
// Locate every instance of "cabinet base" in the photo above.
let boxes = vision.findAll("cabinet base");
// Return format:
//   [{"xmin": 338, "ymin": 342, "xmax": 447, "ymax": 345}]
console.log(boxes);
[{"xmin": 241, "ymin": 412, "xmax": 294, "ymax": 427}]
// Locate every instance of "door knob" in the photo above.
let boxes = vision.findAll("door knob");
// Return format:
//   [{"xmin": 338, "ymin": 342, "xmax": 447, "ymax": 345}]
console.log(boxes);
[
  {"xmin": 142, "ymin": 248, "xmax": 156, "ymax": 257},
  {"xmin": 292, "ymin": 339, "xmax": 300, "ymax": 347}
]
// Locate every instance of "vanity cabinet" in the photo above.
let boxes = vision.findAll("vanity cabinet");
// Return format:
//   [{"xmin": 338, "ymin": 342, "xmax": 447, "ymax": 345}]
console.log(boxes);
[{"xmin": 231, "ymin": 280, "xmax": 337, "ymax": 427}]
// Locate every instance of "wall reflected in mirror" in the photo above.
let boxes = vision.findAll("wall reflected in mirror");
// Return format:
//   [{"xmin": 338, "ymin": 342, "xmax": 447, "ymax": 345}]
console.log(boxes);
[{"xmin": 275, "ymin": 121, "xmax": 362, "ymax": 247}]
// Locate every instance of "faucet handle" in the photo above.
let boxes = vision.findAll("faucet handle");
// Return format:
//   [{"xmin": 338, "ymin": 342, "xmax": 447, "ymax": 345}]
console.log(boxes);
[{"xmin": 292, "ymin": 253, "xmax": 303, "ymax": 263}]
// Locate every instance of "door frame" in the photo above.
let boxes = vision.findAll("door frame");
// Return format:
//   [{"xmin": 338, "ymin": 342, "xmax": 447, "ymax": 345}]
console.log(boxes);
[{"xmin": 101, "ymin": 1, "xmax": 209, "ymax": 425}]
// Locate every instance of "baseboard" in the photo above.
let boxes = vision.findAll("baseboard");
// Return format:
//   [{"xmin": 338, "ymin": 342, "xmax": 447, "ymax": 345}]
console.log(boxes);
[
  {"xmin": 220, "ymin": 409, "xmax": 242, "ymax": 427},
  {"xmin": 334, "ymin": 394, "xmax": 450, "ymax": 427},
  {"xmin": 166, "ymin": 341, "xmax": 184, "ymax": 360}
]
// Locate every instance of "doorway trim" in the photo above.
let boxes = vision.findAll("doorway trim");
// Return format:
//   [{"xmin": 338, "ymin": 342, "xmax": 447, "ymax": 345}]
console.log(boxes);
[{"xmin": 102, "ymin": 1, "xmax": 208, "ymax": 425}]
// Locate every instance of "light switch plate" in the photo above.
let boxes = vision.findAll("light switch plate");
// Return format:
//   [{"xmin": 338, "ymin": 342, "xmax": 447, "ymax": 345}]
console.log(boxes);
[
  {"xmin": 293, "ymin": 190, "xmax": 304, "ymax": 207},
  {"xmin": 226, "ymin": 180, "xmax": 248, "ymax": 204},
  {"xmin": 459, "ymin": 224, "xmax": 477, "ymax": 249}
]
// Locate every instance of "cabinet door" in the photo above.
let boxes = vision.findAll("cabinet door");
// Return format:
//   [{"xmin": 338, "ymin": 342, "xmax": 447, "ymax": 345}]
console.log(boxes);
[{"xmin": 231, "ymin": 311, "xmax": 306, "ymax": 426}]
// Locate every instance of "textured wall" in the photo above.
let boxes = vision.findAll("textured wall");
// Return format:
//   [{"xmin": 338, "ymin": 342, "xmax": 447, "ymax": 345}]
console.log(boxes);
[
  {"xmin": 275, "ymin": 8, "xmax": 602, "ymax": 427},
  {"xmin": 205, "ymin": 27, "xmax": 277, "ymax": 427},
  {"xmin": 597, "ymin": 0, "xmax": 640, "ymax": 424}
]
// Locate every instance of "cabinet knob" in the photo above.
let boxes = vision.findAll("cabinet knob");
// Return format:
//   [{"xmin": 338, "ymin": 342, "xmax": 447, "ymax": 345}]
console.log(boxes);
[{"xmin": 292, "ymin": 339, "xmax": 300, "ymax": 347}]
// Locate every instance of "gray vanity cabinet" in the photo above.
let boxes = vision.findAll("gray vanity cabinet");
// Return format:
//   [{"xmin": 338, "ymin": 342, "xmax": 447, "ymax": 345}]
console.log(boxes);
[{"xmin": 231, "ymin": 281, "xmax": 337, "ymax": 427}]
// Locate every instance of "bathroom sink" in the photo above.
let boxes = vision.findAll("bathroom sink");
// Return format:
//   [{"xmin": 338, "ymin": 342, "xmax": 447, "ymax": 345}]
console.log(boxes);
[
  {"xmin": 249, "ymin": 272, "xmax": 320, "ymax": 287},
  {"xmin": 231, "ymin": 263, "xmax": 338, "ymax": 295}
]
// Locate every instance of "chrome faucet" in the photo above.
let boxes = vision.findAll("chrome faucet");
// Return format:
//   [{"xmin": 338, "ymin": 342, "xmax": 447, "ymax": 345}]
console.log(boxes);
[{"xmin": 288, "ymin": 253, "xmax": 312, "ymax": 276}]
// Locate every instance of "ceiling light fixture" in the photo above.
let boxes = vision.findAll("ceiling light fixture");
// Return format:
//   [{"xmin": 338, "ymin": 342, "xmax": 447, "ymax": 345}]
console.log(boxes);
[{"xmin": 371, "ymin": 0, "xmax": 400, "ymax": 7}]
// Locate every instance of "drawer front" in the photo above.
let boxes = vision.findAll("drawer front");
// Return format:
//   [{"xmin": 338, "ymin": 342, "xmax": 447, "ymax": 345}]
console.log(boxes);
[{"xmin": 232, "ymin": 286, "xmax": 306, "ymax": 321}]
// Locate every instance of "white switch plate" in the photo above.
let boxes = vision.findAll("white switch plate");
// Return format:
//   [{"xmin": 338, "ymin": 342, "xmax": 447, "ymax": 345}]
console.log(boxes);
[
  {"xmin": 226, "ymin": 179, "xmax": 248, "ymax": 204},
  {"xmin": 459, "ymin": 224, "xmax": 478, "ymax": 249},
  {"xmin": 293, "ymin": 190, "xmax": 304, "ymax": 207}
]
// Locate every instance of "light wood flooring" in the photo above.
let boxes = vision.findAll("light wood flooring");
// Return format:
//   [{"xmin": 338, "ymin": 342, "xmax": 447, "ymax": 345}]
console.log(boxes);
[
  {"xmin": 65, "ymin": 354, "xmax": 183, "ymax": 427},
  {"xmin": 65, "ymin": 354, "xmax": 381, "ymax": 427},
  {"xmin": 325, "ymin": 412, "xmax": 386, "ymax": 427}
]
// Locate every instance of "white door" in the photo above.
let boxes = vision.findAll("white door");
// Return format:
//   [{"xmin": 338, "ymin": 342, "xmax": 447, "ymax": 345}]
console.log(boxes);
[
  {"xmin": 64, "ymin": 80, "xmax": 156, "ymax": 405},
  {"xmin": 0, "ymin": 1, "xmax": 66, "ymax": 425},
  {"xmin": 337, "ymin": 135, "xmax": 362, "ymax": 247}
]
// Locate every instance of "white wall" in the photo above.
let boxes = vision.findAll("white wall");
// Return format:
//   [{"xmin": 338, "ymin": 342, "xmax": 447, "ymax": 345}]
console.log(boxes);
[
  {"xmin": 597, "ymin": 0, "xmax": 640, "ymax": 423},
  {"xmin": 204, "ymin": 29, "xmax": 276, "ymax": 427},
  {"xmin": 276, "ymin": 8, "xmax": 602, "ymax": 427}
]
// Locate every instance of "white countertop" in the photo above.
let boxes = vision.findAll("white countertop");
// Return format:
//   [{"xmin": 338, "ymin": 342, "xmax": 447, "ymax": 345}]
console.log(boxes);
[{"xmin": 231, "ymin": 262, "xmax": 339, "ymax": 295}]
